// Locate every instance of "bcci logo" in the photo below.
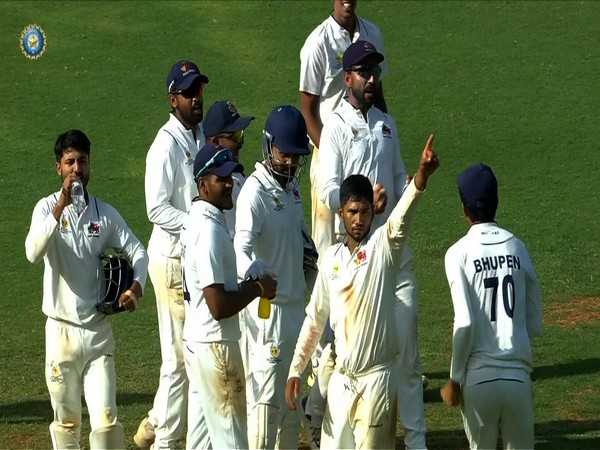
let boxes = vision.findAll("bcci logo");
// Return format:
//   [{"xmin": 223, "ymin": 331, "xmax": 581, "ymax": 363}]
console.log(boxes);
[{"xmin": 19, "ymin": 24, "xmax": 47, "ymax": 60}]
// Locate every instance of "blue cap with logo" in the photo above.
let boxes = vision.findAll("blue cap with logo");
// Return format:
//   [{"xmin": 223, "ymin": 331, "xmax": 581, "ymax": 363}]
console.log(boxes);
[
  {"xmin": 343, "ymin": 40, "xmax": 384, "ymax": 71},
  {"xmin": 203, "ymin": 100, "xmax": 254, "ymax": 137},
  {"xmin": 166, "ymin": 60, "xmax": 209, "ymax": 94},
  {"xmin": 193, "ymin": 144, "xmax": 243, "ymax": 180},
  {"xmin": 264, "ymin": 105, "xmax": 310, "ymax": 155},
  {"xmin": 457, "ymin": 163, "xmax": 498, "ymax": 210}
]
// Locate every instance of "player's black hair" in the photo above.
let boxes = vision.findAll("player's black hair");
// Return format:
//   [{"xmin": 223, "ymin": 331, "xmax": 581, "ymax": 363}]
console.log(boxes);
[
  {"xmin": 460, "ymin": 191, "xmax": 498, "ymax": 223},
  {"xmin": 54, "ymin": 129, "xmax": 91, "ymax": 162},
  {"xmin": 339, "ymin": 174, "xmax": 373, "ymax": 207}
]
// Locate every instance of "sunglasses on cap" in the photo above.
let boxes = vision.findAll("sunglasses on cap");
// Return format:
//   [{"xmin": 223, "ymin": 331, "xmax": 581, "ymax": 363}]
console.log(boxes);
[
  {"xmin": 219, "ymin": 129, "xmax": 244, "ymax": 145},
  {"xmin": 194, "ymin": 149, "xmax": 234, "ymax": 179},
  {"xmin": 351, "ymin": 64, "xmax": 382, "ymax": 80},
  {"xmin": 171, "ymin": 82, "xmax": 204, "ymax": 99}
]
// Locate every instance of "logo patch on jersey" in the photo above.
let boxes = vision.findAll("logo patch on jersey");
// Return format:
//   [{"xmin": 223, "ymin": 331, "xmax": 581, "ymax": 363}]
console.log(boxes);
[
  {"xmin": 185, "ymin": 150, "xmax": 193, "ymax": 165},
  {"xmin": 87, "ymin": 222, "xmax": 101, "ymax": 237},
  {"xmin": 336, "ymin": 50, "xmax": 344, "ymax": 64},
  {"xmin": 330, "ymin": 263, "xmax": 340, "ymax": 279},
  {"xmin": 355, "ymin": 249, "xmax": 367, "ymax": 266},
  {"xmin": 382, "ymin": 124, "xmax": 392, "ymax": 138},
  {"xmin": 269, "ymin": 344, "xmax": 281, "ymax": 362},
  {"xmin": 292, "ymin": 188, "xmax": 301, "ymax": 202},
  {"xmin": 60, "ymin": 217, "xmax": 70, "ymax": 232}
]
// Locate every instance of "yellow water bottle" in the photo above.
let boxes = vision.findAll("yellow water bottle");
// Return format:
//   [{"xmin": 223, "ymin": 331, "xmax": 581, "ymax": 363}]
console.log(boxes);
[
  {"xmin": 256, "ymin": 280, "xmax": 271, "ymax": 319},
  {"xmin": 258, "ymin": 297, "xmax": 271, "ymax": 319}
]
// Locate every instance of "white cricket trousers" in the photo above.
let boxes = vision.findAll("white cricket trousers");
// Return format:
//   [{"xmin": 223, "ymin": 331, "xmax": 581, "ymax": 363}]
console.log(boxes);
[
  {"xmin": 184, "ymin": 340, "xmax": 248, "ymax": 449},
  {"xmin": 45, "ymin": 317, "xmax": 124, "ymax": 449},
  {"xmin": 244, "ymin": 300, "xmax": 304, "ymax": 450},
  {"xmin": 146, "ymin": 254, "xmax": 208, "ymax": 449},
  {"xmin": 394, "ymin": 269, "xmax": 427, "ymax": 450},
  {"xmin": 321, "ymin": 365, "xmax": 398, "ymax": 450},
  {"xmin": 461, "ymin": 378, "xmax": 534, "ymax": 450}
]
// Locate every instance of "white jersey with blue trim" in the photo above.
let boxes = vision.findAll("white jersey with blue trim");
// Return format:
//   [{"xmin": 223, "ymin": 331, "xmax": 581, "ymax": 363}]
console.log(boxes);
[{"xmin": 445, "ymin": 222, "xmax": 542, "ymax": 386}]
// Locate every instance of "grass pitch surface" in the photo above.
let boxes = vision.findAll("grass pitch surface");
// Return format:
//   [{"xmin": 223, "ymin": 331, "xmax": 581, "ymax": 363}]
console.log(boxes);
[{"xmin": 1, "ymin": 1, "xmax": 599, "ymax": 448}]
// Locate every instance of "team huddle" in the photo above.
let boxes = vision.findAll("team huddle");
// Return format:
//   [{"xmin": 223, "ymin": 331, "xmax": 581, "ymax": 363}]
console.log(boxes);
[{"xmin": 25, "ymin": 1, "xmax": 542, "ymax": 450}]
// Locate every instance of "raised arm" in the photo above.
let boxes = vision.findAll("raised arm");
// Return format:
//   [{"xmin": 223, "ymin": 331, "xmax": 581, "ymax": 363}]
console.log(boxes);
[
  {"xmin": 25, "ymin": 198, "xmax": 59, "ymax": 264},
  {"xmin": 385, "ymin": 134, "xmax": 438, "ymax": 246}
]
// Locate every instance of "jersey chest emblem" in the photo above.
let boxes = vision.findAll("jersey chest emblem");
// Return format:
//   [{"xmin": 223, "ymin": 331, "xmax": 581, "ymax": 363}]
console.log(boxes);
[
  {"xmin": 87, "ymin": 222, "xmax": 101, "ymax": 237},
  {"xmin": 355, "ymin": 249, "xmax": 367, "ymax": 266},
  {"xmin": 272, "ymin": 196, "xmax": 285, "ymax": 211},
  {"xmin": 330, "ymin": 263, "xmax": 340, "ymax": 280},
  {"xmin": 60, "ymin": 217, "xmax": 69, "ymax": 232}
]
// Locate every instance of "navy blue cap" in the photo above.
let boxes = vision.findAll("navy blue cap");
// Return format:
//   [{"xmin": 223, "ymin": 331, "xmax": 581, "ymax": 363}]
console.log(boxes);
[
  {"xmin": 166, "ymin": 60, "xmax": 209, "ymax": 93},
  {"xmin": 343, "ymin": 40, "xmax": 384, "ymax": 71},
  {"xmin": 264, "ymin": 105, "xmax": 310, "ymax": 155},
  {"xmin": 193, "ymin": 144, "xmax": 242, "ymax": 179},
  {"xmin": 203, "ymin": 100, "xmax": 254, "ymax": 137},
  {"xmin": 457, "ymin": 163, "xmax": 498, "ymax": 210}
]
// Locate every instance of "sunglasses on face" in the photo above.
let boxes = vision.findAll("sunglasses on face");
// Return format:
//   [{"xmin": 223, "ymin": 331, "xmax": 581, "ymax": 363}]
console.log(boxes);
[
  {"xmin": 351, "ymin": 65, "xmax": 382, "ymax": 80},
  {"xmin": 219, "ymin": 129, "xmax": 244, "ymax": 145},
  {"xmin": 194, "ymin": 149, "xmax": 233, "ymax": 179},
  {"xmin": 172, "ymin": 83, "xmax": 204, "ymax": 99}
]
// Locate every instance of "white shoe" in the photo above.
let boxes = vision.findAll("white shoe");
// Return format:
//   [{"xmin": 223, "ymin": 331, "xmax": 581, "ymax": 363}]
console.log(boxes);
[{"xmin": 133, "ymin": 417, "xmax": 155, "ymax": 449}]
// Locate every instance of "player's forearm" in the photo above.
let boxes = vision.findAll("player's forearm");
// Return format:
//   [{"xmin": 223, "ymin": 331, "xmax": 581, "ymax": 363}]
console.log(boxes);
[
  {"xmin": 206, "ymin": 281, "xmax": 262, "ymax": 321},
  {"xmin": 233, "ymin": 230, "xmax": 258, "ymax": 279},
  {"xmin": 130, "ymin": 245, "xmax": 149, "ymax": 295},
  {"xmin": 450, "ymin": 326, "xmax": 472, "ymax": 383},
  {"xmin": 289, "ymin": 317, "xmax": 324, "ymax": 379},
  {"xmin": 385, "ymin": 179, "xmax": 422, "ymax": 243},
  {"xmin": 25, "ymin": 213, "xmax": 59, "ymax": 263},
  {"xmin": 300, "ymin": 92, "xmax": 322, "ymax": 147}
]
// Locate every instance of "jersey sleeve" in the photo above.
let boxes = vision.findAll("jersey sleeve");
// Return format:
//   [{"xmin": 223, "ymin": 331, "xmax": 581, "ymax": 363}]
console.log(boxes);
[
  {"xmin": 318, "ymin": 121, "xmax": 345, "ymax": 212},
  {"xmin": 289, "ymin": 264, "xmax": 331, "ymax": 379},
  {"xmin": 105, "ymin": 203, "xmax": 149, "ymax": 293},
  {"xmin": 445, "ymin": 245, "xmax": 474, "ymax": 385},
  {"xmin": 376, "ymin": 179, "xmax": 423, "ymax": 262},
  {"xmin": 234, "ymin": 180, "xmax": 266, "ymax": 280},
  {"xmin": 299, "ymin": 33, "xmax": 326, "ymax": 95},
  {"xmin": 145, "ymin": 132, "xmax": 187, "ymax": 233},
  {"xmin": 196, "ymin": 227, "xmax": 227, "ymax": 289},
  {"xmin": 25, "ymin": 197, "xmax": 59, "ymax": 264}
]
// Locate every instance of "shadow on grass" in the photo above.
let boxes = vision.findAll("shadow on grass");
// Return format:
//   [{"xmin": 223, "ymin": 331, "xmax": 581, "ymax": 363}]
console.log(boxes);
[
  {"xmin": 424, "ymin": 357, "xmax": 600, "ymax": 383},
  {"xmin": 419, "ymin": 419, "xmax": 600, "ymax": 450},
  {"xmin": 0, "ymin": 392, "xmax": 153, "ymax": 424}
]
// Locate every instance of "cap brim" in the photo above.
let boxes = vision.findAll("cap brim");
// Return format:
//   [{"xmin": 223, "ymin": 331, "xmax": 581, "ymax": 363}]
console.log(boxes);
[
  {"xmin": 209, "ymin": 161, "xmax": 244, "ymax": 177},
  {"xmin": 222, "ymin": 116, "xmax": 254, "ymax": 133},
  {"xmin": 174, "ymin": 72, "xmax": 209, "ymax": 92}
]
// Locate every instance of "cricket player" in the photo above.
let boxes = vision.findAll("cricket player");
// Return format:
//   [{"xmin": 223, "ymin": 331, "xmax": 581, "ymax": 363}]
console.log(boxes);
[
  {"xmin": 181, "ymin": 143, "xmax": 277, "ymax": 450},
  {"xmin": 299, "ymin": 2, "xmax": 387, "ymax": 438},
  {"xmin": 300, "ymin": 0, "xmax": 386, "ymax": 260},
  {"xmin": 25, "ymin": 129, "xmax": 148, "ymax": 450},
  {"xmin": 440, "ymin": 163, "xmax": 542, "ymax": 450},
  {"xmin": 286, "ymin": 136, "xmax": 439, "ymax": 450},
  {"xmin": 234, "ymin": 105, "xmax": 312, "ymax": 450},
  {"xmin": 136, "ymin": 60, "xmax": 209, "ymax": 449},
  {"xmin": 203, "ymin": 100, "xmax": 254, "ymax": 238},
  {"xmin": 318, "ymin": 40, "xmax": 428, "ymax": 449}
]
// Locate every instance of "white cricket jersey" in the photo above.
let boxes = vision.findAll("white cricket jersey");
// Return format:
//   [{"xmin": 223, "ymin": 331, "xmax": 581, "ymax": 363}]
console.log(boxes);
[
  {"xmin": 145, "ymin": 113, "xmax": 204, "ymax": 258},
  {"xmin": 289, "ymin": 180, "xmax": 423, "ymax": 378},
  {"xmin": 319, "ymin": 98, "xmax": 408, "ymax": 239},
  {"xmin": 299, "ymin": 15, "xmax": 386, "ymax": 124},
  {"xmin": 234, "ymin": 162, "xmax": 307, "ymax": 306},
  {"xmin": 181, "ymin": 200, "xmax": 240, "ymax": 343},
  {"xmin": 224, "ymin": 171, "xmax": 246, "ymax": 239},
  {"xmin": 25, "ymin": 192, "xmax": 148, "ymax": 326},
  {"xmin": 445, "ymin": 222, "xmax": 542, "ymax": 386}
]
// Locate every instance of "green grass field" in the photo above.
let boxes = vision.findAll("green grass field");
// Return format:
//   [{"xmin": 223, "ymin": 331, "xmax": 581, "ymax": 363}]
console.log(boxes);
[{"xmin": 1, "ymin": 1, "xmax": 599, "ymax": 449}]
